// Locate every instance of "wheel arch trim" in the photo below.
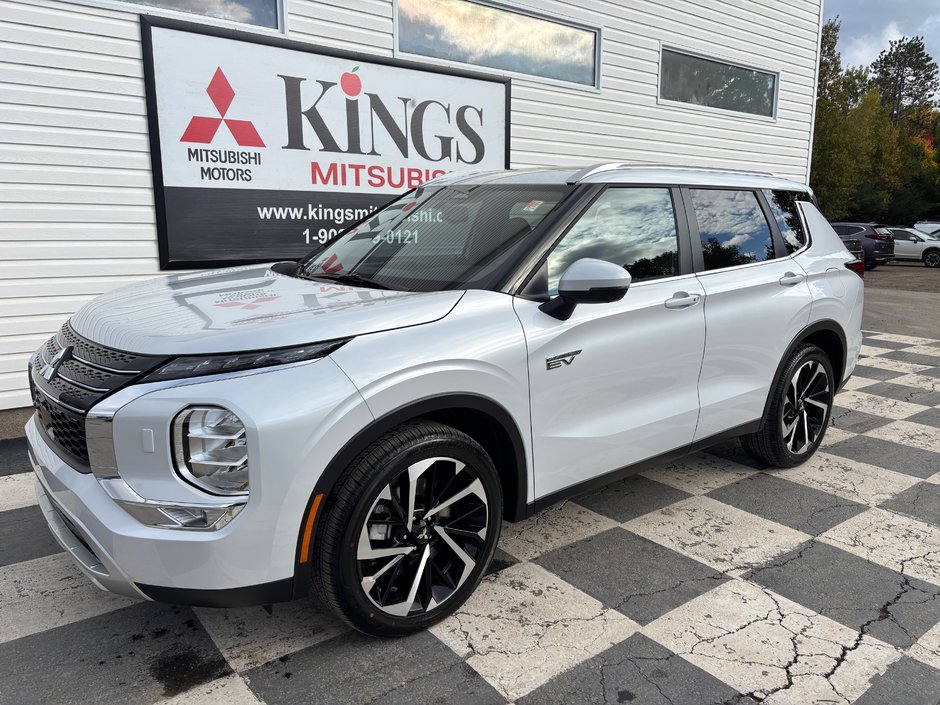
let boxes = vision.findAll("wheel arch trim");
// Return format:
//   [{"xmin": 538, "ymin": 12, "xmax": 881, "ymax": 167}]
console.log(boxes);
[
  {"xmin": 290, "ymin": 393, "xmax": 528, "ymax": 598},
  {"xmin": 758, "ymin": 319, "xmax": 847, "ymax": 430}
]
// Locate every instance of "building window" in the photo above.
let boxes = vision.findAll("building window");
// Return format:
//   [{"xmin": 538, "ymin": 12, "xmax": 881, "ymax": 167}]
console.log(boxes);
[
  {"xmin": 121, "ymin": 0, "xmax": 279, "ymax": 28},
  {"xmin": 396, "ymin": 0, "xmax": 598, "ymax": 87},
  {"xmin": 660, "ymin": 48, "xmax": 776, "ymax": 118}
]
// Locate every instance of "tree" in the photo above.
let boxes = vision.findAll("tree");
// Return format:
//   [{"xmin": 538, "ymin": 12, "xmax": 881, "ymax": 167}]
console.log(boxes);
[
  {"xmin": 870, "ymin": 36, "xmax": 939, "ymax": 125},
  {"xmin": 810, "ymin": 20, "xmax": 940, "ymax": 224}
]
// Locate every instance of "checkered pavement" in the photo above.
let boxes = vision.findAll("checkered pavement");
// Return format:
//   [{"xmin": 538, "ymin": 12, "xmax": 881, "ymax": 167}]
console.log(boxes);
[{"xmin": 2, "ymin": 330, "xmax": 940, "ymax": 705}]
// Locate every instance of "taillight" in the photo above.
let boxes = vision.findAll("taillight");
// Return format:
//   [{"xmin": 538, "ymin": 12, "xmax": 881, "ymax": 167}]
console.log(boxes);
[
  {"xmin": 846, "ymin": 260, "xmax": 864, "ymax": 278},
  {"xmin": 866, "ymin": 229, "xmax": 893, "ymax": 241}
]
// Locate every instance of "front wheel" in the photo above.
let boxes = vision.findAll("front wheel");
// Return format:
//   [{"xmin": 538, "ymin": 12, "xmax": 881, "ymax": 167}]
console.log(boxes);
[
  {"xmin": 924, "ymin": 251, "xmax": 940, "ymax": 268},
  {"xmin": 742, "ymin": 344, "xmax": 834, "ymax": 468},
  {"xmin": 312, "ymin": 422, "xmax": 502, "ymax": 636}
]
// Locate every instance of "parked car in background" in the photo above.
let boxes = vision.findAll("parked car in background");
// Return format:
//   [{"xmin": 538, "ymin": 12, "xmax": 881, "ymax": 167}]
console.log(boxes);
[
  {"xmin": 889, "ymin": 227, "xmax": 940, "ymax": 268},
  {"xmin": 840, "ymin": 237, "xmax": 864, "ymax": 268},
  {"xmin": 830, "ymin": 223, "xmax": 895, "ymax": 270},
  {"xmin": 915, "ymin": 221, "xmax": 940, "ymax": 236}
]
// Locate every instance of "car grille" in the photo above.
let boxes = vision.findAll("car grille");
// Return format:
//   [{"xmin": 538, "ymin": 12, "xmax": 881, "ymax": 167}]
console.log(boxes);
[{"xmin": 28, "ymin": 322, "xmax": 167, "ymax": 468}]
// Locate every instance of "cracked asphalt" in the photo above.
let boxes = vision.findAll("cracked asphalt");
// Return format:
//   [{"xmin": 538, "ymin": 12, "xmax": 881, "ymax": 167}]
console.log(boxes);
[{"xmin": 2, "ymin": 329, "xmax": 940, "ymax": 705}]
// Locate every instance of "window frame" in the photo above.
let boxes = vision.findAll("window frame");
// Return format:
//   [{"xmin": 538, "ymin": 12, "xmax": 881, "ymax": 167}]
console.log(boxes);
[
  {"xmin": 657, "ymin": 43, "xmax": 780, "ymax": 122},
  {"xmin": 680, "ymin": 187, "xmax": 781, "ymax": 274},
  {"xmin": 392, "ymin": 0, "xmax": 603, "ymax": 92},
  {"xmin": 62, "ymin": 0, "xmax": 286, "ymax": 34}
]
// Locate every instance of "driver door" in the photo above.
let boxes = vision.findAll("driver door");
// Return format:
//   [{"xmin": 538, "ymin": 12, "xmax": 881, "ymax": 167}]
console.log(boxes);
[{"xmin": 512, "ymin": 187, "xmax": 706, "ymax": 500}]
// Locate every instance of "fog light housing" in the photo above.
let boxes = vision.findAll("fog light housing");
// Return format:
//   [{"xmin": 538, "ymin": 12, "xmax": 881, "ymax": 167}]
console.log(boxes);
[{"xmin": 173, "ymin": 406, "xmax": 249, "ymax": 496}]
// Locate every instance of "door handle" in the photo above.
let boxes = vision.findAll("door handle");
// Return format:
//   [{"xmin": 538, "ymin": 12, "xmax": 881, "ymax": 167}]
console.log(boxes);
[
  {"xmin": 779, "ymin": 272, "xmax": 805, "ymax": 286},
  {"xmin": 664, "ymin": 292, "xmax": 702, "ymax": 310}
]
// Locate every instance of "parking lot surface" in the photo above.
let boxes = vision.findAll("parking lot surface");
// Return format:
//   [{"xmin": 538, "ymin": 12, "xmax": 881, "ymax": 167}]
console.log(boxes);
[{"xmin": 2, "ymin": 330, "xmax": 940, "ymax": 705}]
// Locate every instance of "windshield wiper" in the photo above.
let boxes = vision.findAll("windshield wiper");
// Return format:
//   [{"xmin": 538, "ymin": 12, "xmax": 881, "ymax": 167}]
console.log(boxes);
[{"xmin": 305, "ymin": 272, "xmax": 395, "ymax": 290}]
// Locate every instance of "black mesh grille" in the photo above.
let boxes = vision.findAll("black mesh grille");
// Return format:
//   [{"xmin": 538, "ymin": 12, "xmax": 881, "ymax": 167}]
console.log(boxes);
[
  {"xmin": 28, "ymin": 323, "xmax": 168, "ymax": 467},
  {"xmin": 29, "ymin": 373, "xmax": 89, "ymax": 467}
]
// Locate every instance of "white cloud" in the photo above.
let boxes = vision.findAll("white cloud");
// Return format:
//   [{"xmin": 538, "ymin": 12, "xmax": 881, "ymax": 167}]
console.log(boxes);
[{"xmin": 841, "ymin": 21, "xmax": 903, "ymax": 68}]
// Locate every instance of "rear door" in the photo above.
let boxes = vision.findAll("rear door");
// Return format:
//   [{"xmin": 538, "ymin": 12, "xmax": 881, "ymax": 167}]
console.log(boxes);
[
  {"xmin": 686, "ymin": 187, "xmax": 813, "ymax": 441},
  {"xmin": 890, "ymin": 229, "xmax": 919, "ymax": 260},
  {"xmin": 514, "ymin": 186, "xmax": 706, "ymax": 499}
]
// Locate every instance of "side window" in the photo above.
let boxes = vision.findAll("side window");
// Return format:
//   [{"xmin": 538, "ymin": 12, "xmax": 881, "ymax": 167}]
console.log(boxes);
[
  {"xmin": 832, "ymin": 225, "xmax": 848, "ymax": 236},
  {"xmin": 546, "ymin": 188, "xmax": 680, "ymax": 295},
  {"xmin": 890, "ymin": 229, "xmax": 911, "ymax": 241},
  {"xmin": 764, "ymin": 190, "xmax": 808, "ymax": 254},
  {"xmin": 690, "ymin": 189, "xmax": 774, "ymax": 270}
]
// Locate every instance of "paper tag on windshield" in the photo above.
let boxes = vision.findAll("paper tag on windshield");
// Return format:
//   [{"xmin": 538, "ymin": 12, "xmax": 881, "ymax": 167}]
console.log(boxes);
[{"xmin": 522, "ymin": 200, "xmax": 544, "ymax": 212}]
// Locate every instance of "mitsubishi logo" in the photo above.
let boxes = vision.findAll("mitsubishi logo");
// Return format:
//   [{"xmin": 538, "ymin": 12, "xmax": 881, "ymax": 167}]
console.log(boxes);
[
  {"xmin": 180, "ymin": 67, "xmax": 265, "ymax": 147},
  {"xmin": 41, "ymin": 346, "xmax": 72, "ymax": 382}
]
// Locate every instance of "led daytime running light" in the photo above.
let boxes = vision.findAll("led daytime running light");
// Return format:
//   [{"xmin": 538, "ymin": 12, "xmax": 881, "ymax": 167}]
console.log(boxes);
[{"xmin": 144, "ymin": 338, "xmax": 350, "ymax": 382}]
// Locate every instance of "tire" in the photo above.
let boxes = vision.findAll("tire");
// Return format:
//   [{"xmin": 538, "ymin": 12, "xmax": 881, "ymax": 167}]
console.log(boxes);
[
  {"xmin": 864, "ymin": 262, "xmax": 877, "ymax": 271},
  {"xmin": 311, "ymin": 421, "xmax": 502, "ymax": 637},
  {"xmin": 924, "ymin": 250, "xmax": 940, "ymax": 268},
  {"xmin": 742, "ymin": 343, "xmax": 835, "ymax": 468}
]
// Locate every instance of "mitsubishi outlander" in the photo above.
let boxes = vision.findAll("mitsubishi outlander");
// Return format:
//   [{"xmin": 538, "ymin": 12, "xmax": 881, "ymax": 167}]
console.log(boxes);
[{"xmin": 26, "ymin": 164, "xmax": 863, "ymax": 636}]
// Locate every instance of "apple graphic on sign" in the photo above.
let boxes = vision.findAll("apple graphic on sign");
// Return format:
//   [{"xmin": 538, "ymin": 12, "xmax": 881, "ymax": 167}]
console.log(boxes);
[{"xmin": 341, "ymin": 66, "xmax": 361, "ymax": 97}]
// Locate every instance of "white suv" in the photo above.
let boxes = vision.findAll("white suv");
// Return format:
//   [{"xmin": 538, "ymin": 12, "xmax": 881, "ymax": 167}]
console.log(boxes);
[
  {"xmin": 889, "ymin": 227, "xmax": 940, "ymax": 268},
  {"xmin": 26, "ymin": 165, "xmax": 863, "ymax": 636}
]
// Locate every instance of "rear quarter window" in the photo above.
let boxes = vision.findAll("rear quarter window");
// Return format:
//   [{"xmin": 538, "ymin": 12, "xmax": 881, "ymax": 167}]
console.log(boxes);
[{"xmin": 764, "ymin": 190, "xmax": 808, "ymax": 254}]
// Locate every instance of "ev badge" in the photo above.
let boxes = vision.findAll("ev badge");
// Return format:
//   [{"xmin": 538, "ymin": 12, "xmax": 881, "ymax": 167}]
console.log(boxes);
[
  {"xmin": 41, "ymin": 346, "xmax": 72, "ymax": 382},
  {"xmin": 546, "ymin": 349, "xmax": 582, "ymax": 370}
]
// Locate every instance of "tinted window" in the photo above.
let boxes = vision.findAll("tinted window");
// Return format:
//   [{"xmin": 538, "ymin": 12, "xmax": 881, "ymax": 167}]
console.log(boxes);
[
  {"xmin": 660, "ymin": 49, "xmax": 776, "ymax": 118},
  {"xmin": 764, "ymin": 190, "xmax": 807, "ymax": 254},
  {"xmin": 398, "ymin": 0, "xmax": 598, "ymax": 86},
  {"xmin": 690, "ymin": 189, "xmax": 774, "ymax": 270},
  {"xmin": 547, "ymin": 188, "xmax": 679, "ymax": 295},
  {"xmin": 890, "ymin": 229, "xmax": 912, "ymax": 241}
]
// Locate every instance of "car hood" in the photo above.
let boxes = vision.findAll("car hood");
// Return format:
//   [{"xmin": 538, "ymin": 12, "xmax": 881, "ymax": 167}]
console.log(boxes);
[{"xmin": 69, "ymin": 264, "xmax": 464, "ymax": 355}]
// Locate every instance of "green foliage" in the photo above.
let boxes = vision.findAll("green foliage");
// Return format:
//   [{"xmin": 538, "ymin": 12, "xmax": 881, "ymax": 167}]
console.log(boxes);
[
  {"xmin": 810, "ymin": 19, "xmax": 940, "ymax": 224},
  {"xmin": 871, "ymin": 36, "xmax": 938, "ymax": 123}
]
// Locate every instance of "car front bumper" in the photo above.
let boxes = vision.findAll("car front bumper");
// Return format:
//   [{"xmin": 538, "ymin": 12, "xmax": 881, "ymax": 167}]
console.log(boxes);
[{"xmin": 25, "ymin": 356, "xmax": 373, "ymax": 607}]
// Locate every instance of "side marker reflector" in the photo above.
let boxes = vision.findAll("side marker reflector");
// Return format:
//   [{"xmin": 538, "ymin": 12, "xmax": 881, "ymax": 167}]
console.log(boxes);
[{"xmin": 299, "ymin": 493, "xmax": 323, "ymax": 564}]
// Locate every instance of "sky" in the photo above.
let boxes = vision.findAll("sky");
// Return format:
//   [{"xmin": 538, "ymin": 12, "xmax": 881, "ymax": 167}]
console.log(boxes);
[{"xmin": 824, "ymin": 0, "xmax": 940, "ymax": 70}]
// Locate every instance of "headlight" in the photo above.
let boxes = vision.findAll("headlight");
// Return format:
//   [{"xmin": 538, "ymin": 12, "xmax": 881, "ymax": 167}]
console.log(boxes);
[
  {"xmin": 143, "ymin": 338, "xmax": 350, "ymax": 383},
  {"xmin": 173, "ymin": 406, "xmax": 249, "ymax": 496}
]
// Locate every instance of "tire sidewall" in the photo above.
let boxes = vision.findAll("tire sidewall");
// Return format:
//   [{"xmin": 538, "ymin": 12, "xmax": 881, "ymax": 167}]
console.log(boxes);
[
  {"xmin": 924, "ymin": 251, "xmax": 940, "ymax": 268},
  {"xmin": 775, "ymin": 345, "xmax": 834, "ymax": 463},
  {"xmin": 333, "ymin": 433, "xmax": 502, "ymax": 635}
]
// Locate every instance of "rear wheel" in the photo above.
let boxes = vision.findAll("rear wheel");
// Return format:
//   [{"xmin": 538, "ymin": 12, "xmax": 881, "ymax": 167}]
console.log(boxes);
[
  {"xmin": 865, "ymin": 262, "xmax": 878, "ymax": 271},
  {"xmin": 742, "ymin": 344, "xmax": 834, "ymax": 468},
  {"xmin": 312, "ymin": 422, "xmax": 502, "ymax": 637},
  {"xmin": 924, "ymin": 250, "xmax": 940, "ymax": 268}
]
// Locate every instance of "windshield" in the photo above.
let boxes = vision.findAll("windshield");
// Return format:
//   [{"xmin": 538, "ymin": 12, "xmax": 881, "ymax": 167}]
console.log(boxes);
[{"xmin": 299, "ymin": 184, "xmax": 573, "ymax": 291}]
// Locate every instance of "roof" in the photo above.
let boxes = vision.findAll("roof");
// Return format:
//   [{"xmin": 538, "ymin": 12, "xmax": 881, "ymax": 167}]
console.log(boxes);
[{"xmin": 430, "ymin": 163, "xmax": 811, "ymax": 193}]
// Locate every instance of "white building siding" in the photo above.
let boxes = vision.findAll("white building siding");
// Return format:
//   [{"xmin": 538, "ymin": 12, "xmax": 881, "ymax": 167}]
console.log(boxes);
[{"xmin": 0, "ymin": 0, "xmax": 822, "ymax": 409}]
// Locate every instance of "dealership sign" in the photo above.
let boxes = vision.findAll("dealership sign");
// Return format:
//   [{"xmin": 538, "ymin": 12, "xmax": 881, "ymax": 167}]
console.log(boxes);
[{"xmin": 142, "ymin": 19, "xmax": 509, "ymax": 268}]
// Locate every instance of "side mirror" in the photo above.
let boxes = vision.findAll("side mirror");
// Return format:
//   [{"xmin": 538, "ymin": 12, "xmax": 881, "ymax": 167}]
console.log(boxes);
[{"xmin": 539, "ymin": 258, "xmax": 631, "ymax": 321}]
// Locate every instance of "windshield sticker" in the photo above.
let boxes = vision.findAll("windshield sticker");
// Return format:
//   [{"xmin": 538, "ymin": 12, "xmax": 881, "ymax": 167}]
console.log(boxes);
[{"xmin": 523, "ymin": 200, "xmax": 545, "ymax": 212}]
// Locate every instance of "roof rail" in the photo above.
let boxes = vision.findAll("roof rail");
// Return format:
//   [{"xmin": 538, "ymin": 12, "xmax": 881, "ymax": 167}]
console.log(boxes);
[
  {"xmin": 567, "ymin": 162, "xmax": 777, "ymax": 184},
  {"xmin": 566, "ymin": 162, "xmax": 632, "ymax": 184}
]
